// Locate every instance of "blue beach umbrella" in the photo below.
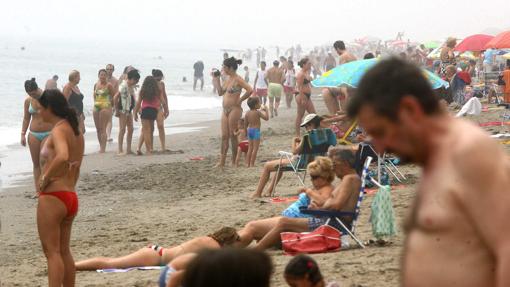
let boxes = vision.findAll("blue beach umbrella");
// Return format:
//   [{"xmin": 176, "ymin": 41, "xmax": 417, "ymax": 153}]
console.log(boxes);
[{"xmin": 312, "ymin": 58, "xmax": 449, "ymax": 89}]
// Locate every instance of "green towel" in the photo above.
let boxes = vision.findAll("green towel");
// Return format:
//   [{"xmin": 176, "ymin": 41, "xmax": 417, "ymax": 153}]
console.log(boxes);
[{"xmin": 370, "ymin": 185, "xmax": 397, "ymax": 239}]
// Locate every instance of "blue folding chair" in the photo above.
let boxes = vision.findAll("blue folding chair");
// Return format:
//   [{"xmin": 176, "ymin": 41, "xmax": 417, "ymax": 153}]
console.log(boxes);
[
  {"xmin": 272, "ymin": 128, "xmax": 337, "ymax": 195},
  {"xmin": 301, "ymin": 156, "xmax": 380, "ymax": 249}
]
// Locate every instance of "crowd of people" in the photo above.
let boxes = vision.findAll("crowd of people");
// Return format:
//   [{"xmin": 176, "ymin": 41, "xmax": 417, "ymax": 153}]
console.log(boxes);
[{"xmin": 20, "ymin": 33, "xmax": 510, "ymax": 287}]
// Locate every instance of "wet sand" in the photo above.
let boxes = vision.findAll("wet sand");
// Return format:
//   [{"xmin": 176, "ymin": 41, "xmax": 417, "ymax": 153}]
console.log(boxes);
[{"xmin": 0, "ymin": 96, "xmax": 508, "ymax": 287}]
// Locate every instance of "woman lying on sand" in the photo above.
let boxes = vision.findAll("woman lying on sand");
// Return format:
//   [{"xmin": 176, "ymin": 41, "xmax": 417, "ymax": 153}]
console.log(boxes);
[{"xmin": 75, "ymin": 227, "xmax": 240, "ymax": 270}]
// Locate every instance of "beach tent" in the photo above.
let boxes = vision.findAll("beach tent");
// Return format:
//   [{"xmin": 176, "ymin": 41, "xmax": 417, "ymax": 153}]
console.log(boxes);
[{"xmin": 455, "ymin": 34, "xmax": 494, "ymax": 52}]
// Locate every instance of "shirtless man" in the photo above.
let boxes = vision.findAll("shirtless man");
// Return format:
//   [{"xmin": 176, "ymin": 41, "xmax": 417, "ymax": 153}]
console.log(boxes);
[
  {"xmin": 45, "ymin": 75, "xmax": 59, "ymax": 90},
  {"xmin": 238, "ymin": 148, "xmax": 361, "ymax": 250},
  {"xmin": 265, "ymin": 60, "xmax": 285, "ymax": 118},
  {"xmin": 347, "ymin": 57, "xmax": 510, "ymax": 287},
  {"xmin": 323, "ymin": 52, "xmax": 336, "ymax": 72},
  {"xmin": 106, "ymin": 64, "xmax": 119, "ymax": 142},
  {"xmin": 322, "ymin": 41, "xmax": 358, "ymax": 115}
]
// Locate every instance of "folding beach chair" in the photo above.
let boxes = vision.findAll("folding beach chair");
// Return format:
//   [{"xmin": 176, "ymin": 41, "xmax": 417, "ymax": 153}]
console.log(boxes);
[
  {"xmin": 271, "ymin": 128, "xmax": 337, "ymax": 195},
  {"xmin": 300, "ymin": 156, "xmax": 381, "ymax": 249},
  {"xmin": 356, "ymin": 142, "xmax": 407, "ymax": 183},
  {"xmin": 337, "ymin": 120, "xmax": 358, "ymax": 145}
]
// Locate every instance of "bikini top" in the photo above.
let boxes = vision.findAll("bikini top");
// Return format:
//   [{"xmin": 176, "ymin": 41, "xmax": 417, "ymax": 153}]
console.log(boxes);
[{"xmin": 28, "ymin": 101, "xmax": 36, "ymax": 114}]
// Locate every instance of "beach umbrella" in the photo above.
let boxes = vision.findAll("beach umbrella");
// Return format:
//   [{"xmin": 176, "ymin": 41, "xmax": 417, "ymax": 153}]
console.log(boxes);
[
  {"xmin": 485, "ymin": 31, "xmax": 510, "ymax": 49},
  {"xmin": 454, "ymin": 34, "xmax": 494, "ymax": 52},
  {"xmin": 312, "ymin": 58, "xmax": 449, "ymax": 90},
  {"xmin": 424, "ymin": 41, "xmax": 440, "ymax": 49}
]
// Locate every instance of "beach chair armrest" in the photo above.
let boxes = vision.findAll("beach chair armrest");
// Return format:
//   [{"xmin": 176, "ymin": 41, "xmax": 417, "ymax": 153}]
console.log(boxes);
[
  {"xmin": 300, "ymin": 207, "xmax": 355, "ymax": 218},
  {"xmin": 278, "ymin": 151, "xmax": 294, "ymax": 156}
]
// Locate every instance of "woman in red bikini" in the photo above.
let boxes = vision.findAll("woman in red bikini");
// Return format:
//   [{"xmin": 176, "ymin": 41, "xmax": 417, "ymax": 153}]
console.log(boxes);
[{"xmin": 37, "ymin": 89, "xmax": 84, "ymax": 287}]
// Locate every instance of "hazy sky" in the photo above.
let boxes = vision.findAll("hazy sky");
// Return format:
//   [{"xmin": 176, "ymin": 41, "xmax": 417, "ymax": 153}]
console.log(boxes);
[{"xmin": 3, "ymin": 0, "xmax": 509, "ymax": 48}]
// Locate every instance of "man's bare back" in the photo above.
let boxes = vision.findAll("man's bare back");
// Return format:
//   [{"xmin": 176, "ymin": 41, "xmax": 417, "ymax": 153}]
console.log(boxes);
[
  {"xmin": 339, "ymin": 52, "xmax": 357, "ymax": 65},
  {"xmin": 266, "ymin": 67, "xmax": 284, "ymax": 84},
  {"xmin": 404, "ymin": 119, "xmax": 510, "ymax": 287}
]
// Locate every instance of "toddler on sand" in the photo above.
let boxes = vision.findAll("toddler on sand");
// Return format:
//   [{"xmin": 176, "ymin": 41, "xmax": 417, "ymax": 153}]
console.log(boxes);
[
  {"xmin": 234, "ymin": 118, "xmax": 248, "ymax": 167},
  {"xmin": 245, "ymin": 96, "xmax": 269, "ymax": 167}
]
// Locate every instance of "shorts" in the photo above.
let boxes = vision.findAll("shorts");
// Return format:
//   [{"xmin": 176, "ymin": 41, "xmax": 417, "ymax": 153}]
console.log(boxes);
[
  {"xmin": 268, "ymin": 83, "xmax": 283, "ymax": 99},
  {"xmin": 308, "ymin": 217, "xmax": 345, "ymax": 232},
  {"xmin": 238, "ymin": 140, "xmax": 249, "ymax": 152},
  {"xmin": 141, "ymin": 107, "xmax": 158, "ymax": 120},
  {"xmin": 194, "ymin": 75, "xmax": 204, "ymax": 81},
  {"xmin": 247, "ymin": 127, "xmax": 260, "ymax": 141},
  {"xmin": 284, "ymin": 85, "xmax": 295, "ymax": 94},
  {"xmin": 255, "ymin": 88, "xmax": 268, "ymax": 97}
]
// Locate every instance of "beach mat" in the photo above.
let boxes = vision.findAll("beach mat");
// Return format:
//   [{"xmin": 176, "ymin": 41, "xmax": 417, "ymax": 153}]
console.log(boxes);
[
  {"xmin": 269, "ymin": 196, "xmax": 299, "ymax": 203},
  {"xmin": 97, "ymin": 266, "xmax": 163, "ymax": 273}
]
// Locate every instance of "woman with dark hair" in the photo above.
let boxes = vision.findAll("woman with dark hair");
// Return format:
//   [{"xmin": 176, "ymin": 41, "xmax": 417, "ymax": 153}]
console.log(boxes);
[
  {"xmin": 152, "ymin": 69, "xmax": 170, "ymax": 151},
  {"xmin": 93, "ymin": 69, "xmax": 115, "ymax": 153},
  {"xmin": 181, "ymin": 249, "xmax": 272, "ymax": 287},
  {"xmin": 212, "ymin": 57, "xmax": 253, "ymax": 168},
  {"xmin": 36, "ymin": 89, "xmax": 84, "ymax": 287},
  {"xmin": 133, "ymin": 76, "xmax": 169, "ymax": 155},
  {"xmin": 295, "ymin": 58, "xmax": 316, "ymax": 137},
  {"xmin": 63, "ymin": 70, "xmax": 85, "ymax": 134},
  {"xmin": 284, "ymin": 254, "xmax": 340, "ymax": 287},
  {"xmin": 21, "ymin": 78, "xmax": 54, "ymax": 193}
]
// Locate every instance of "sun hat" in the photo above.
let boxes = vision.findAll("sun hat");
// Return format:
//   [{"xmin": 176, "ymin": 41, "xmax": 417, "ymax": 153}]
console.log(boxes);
[{"xmin": 300, "ymin": 113, "xmax": 319, "ymax": 127}]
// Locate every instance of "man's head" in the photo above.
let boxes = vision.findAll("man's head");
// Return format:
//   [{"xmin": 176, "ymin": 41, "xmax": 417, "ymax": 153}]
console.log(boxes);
[
  {"xmin": 126, "ymin": 69, "xmax": 140, "ymax": 85},
  {"xmin": 52, "ymin": 75, "xmax": 58, "ymax": 81},
  {"xmin": 328, "ymin": 148, "xmax": 357, "ymax": 179},
  {"xmin": 106, "ymin": 64, "xmax": 114, "ymax": 77},
  {"xmin": 333, "ymin": 40, "xmax": 346, "ymax": 56},
  {"xmin": 247, "ymin": 96, "xmax": 261, "ymax": 110},
  {"xmin": 347, "ymin": 57, "xmax": 441, "ymax": 163},
  {"xmin": 273, "ymin": 60, "xmax": 279, "ymax": 67}
]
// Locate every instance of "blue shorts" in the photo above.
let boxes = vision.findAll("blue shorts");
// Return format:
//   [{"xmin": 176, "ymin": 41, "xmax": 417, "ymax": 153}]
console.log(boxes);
[{"xmin": 247, "ymin": 127, "xmax": 261, "ymax": 140}]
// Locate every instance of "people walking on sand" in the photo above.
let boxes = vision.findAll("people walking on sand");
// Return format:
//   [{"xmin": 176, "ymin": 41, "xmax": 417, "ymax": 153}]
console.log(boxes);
[
  {"xmin": 348, "ymin": 57, "xmax": 510, "ymax": 287},
  {"xmin": 21, "ymin": 78, "xmax": 53, "ymax": 193},
  {"xmin": 105, "ymin": 64, "xmax": 119, "ymax": 142},
  {"xmin": 93, "ymin": 69, "xmax": 115, "ymax": 153},
  {"xmin": 115, "ymin": 69, "xmax": 140, "ymax": 155},
  {"xmin": 212, "ymin": 57, "xmax": 253, "ymax": 168},
  {"xmin": 295, "ymin": 58, "xmax": 316, "ymax": 137},
  {"xmin": 245, "ymin": 96, "xmax": 269, "ymax": 167},
  {"xmin": 283, "ymin": 60, "xmax": 296, "ymax": 109},
  {"xmin": 323, "ymin": 51, "xmax": 337, "ymax": 72},
  {"xmin": 63, "ymin": 70, "xmax": 85, "ymax": 134},
  {"xmin": 266, "ymin": 60, "xmax": 285, "ymax": 117},
  {"xmin": 45, "ymin": 75, "xmax": 59, "ymax": 90},
  {"xmin": 134, "ymin": 76, "xmax": 169, "ymax": 155},
  {"xmin": 36, "ymin": 89, "xmax": 84, "ymax": 287},
  {"xmin": 193, "ymin": 60, "xmax": 205, "ymax": 91},
  {"xmin": 253, "ymin": 61, "xmax": 268, "ymax": 105}
]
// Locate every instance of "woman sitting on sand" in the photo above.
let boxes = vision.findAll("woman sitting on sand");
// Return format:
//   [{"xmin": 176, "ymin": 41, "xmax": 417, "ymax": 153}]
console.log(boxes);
[
  {"xmin": 251, "ymin": 114, "xmax": 322, "ymax": 198},
  {"xmin": 212, "ymin": 57, "xmax": 253, "ymax": 168},
  {"xmin": 75, "ymin": 227, "xmax": 240, "ymax": 270}
]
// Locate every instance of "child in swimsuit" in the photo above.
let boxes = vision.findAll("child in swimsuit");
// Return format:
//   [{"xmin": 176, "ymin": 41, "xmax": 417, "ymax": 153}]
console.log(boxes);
[
  {"xmin": 234, "ymin": 118, "xmax": 248, "ymax": 167},
  {"xmin": 244, "ymin": 96, "xmax": 269, "ymax": 167}
]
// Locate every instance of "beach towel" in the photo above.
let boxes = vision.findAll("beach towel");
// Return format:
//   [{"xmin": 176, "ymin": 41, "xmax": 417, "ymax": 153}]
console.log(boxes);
[
  {"xmin": 456, "ymin": 97, "xmax": 482, "ymax": 117},
  {"xmin": 97, "ymin": 266, "xmax": 163, "ymax": 273},
  {"xmin": 307, "ymin": 128, "xmax": 337, "ymax": 147},
  {"xmin": 370, "ymin": 186, "xmax": 397, "ymax": 239},
  {"xmin": 269, "ymin": 196, "xmax": 299, "ymax": 203}
]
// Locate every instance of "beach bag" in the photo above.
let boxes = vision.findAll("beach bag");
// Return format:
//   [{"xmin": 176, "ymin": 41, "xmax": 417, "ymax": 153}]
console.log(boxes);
[
  {"xmin": 281, "ymin": 225, "xmax": 341, "ymax": 255},
  {"xmin": 370, "ymin": 186, "xmax": 397, "ymax": 239}
]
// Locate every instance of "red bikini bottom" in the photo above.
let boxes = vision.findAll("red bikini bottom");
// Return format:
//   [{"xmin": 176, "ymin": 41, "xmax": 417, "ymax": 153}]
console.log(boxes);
[{"xmin": 39, "ymin": 191, "xmax": 79, "ymax": 217}]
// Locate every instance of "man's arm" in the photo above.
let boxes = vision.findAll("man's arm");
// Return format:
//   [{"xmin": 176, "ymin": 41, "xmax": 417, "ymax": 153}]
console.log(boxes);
[{"xmin": 457, "ymin": 137, "xmax": 510, "ymax": 287}]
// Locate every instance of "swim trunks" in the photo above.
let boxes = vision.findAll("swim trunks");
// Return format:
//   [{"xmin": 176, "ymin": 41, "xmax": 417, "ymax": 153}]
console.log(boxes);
[
  {"xmin": 284, "ymin": 85, "xmax": 295, "ymax": 94},
  {"xmin": 247, "ymin": 127, "xmax": 261, "ymax": 141},
  {"xmin": 255, "ymin": 88, "xmax": 268, "ymax": 97},
  {"xmin": 268, "ymin": 83, "xmax": 283, "ymax": 99}
]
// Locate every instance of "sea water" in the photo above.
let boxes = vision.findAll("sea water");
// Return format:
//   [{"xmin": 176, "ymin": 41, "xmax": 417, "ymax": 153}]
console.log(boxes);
[{"xmin": 0, "ymin": 37, "xmax": 265, "ymax": 190}]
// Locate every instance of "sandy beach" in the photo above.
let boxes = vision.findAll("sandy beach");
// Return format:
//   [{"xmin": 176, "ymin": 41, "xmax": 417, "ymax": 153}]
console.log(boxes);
[{"xmin": 1, "ymin": 95, "xmax": 508, "ymax": 287}]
